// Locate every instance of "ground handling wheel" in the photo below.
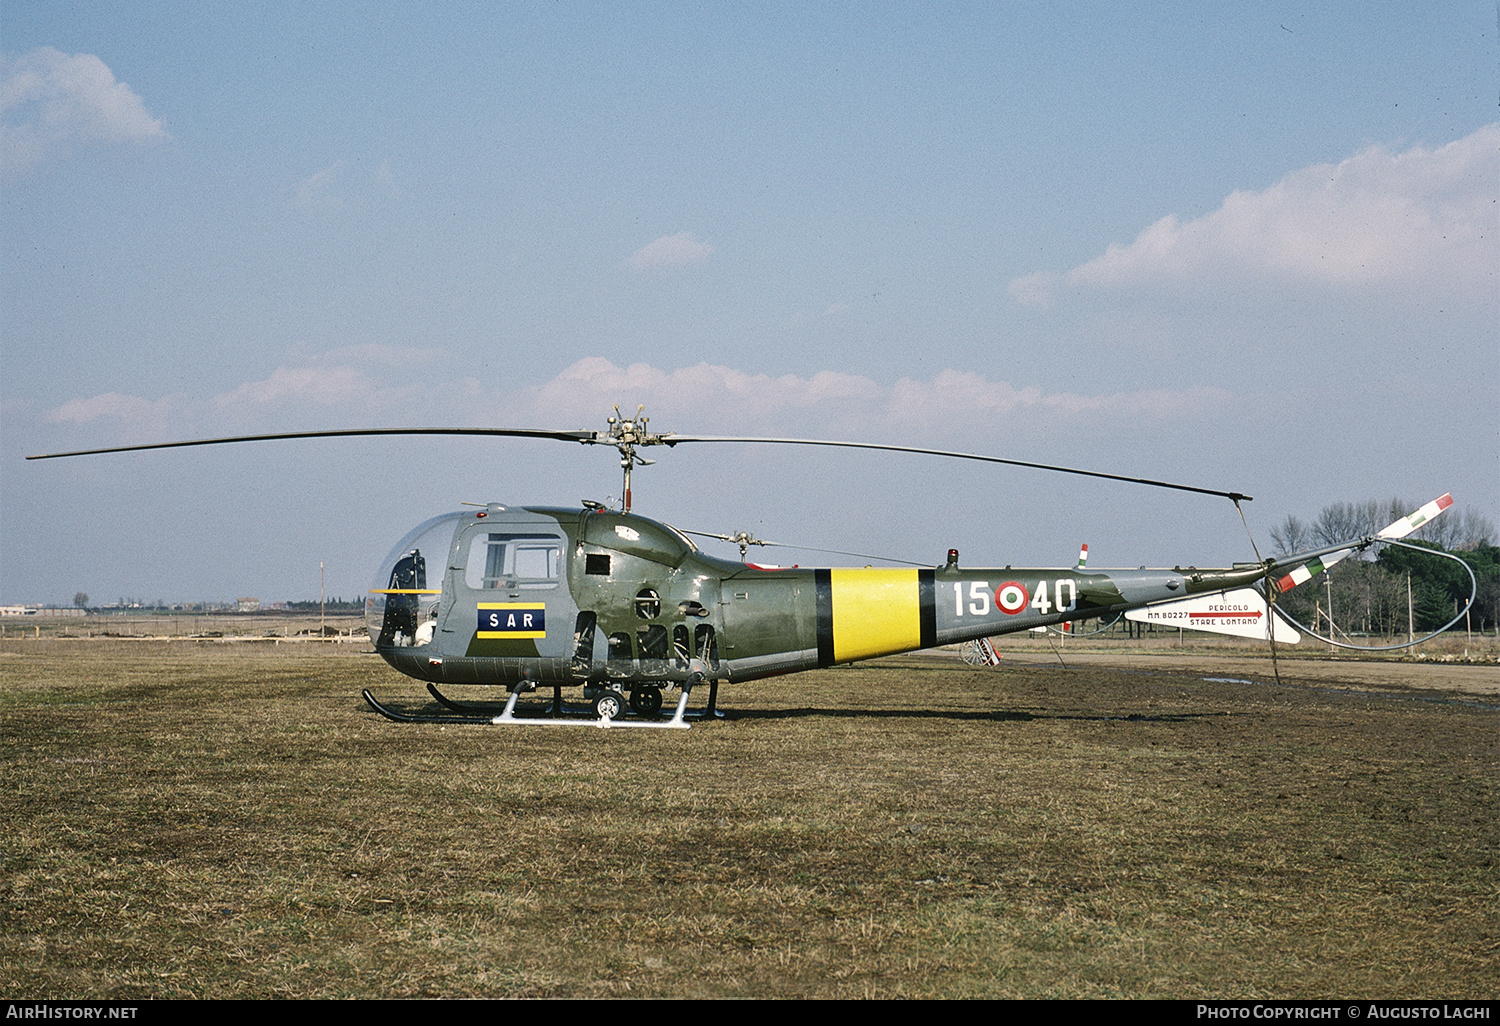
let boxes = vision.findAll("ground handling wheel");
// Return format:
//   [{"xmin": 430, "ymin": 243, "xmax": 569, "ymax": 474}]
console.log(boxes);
[
  {"xmin": 629, "ymin": 685, "xmax": 664, "ymax": 717},
  {"xmin": 594, "ymin": 689, "xmax": 626, "ymax": 720}
]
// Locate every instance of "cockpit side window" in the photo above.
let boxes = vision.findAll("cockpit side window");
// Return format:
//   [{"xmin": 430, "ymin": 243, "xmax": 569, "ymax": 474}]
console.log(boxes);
[{"xmin": 464, "ymin": 532, "xmax": 562, "ymax": 590}]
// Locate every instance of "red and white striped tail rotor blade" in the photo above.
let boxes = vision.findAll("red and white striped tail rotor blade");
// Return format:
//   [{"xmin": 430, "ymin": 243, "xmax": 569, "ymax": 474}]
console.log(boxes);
[
  {"xmin": 1275, "ymin": 494, "xmax": 1455, "ymax": 593},
  {"xmin": 1377, "ymin": 493, "xmax": 1453, "ymax": 541}
]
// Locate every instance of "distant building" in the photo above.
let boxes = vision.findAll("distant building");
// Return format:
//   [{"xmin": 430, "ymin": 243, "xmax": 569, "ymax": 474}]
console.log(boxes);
[
  {"xmin": 0, "ymin": 605, "xmax": 85, "ymax": 617},
  {"xmin": 236, "ymin": 597, "xmax": 261, "ymax": 612}
]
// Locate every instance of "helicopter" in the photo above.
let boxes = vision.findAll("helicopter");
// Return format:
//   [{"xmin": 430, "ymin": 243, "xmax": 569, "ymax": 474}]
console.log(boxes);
[{"xmin": 26, "ymin": 407, "xmax": 1469, "ymax": 729}]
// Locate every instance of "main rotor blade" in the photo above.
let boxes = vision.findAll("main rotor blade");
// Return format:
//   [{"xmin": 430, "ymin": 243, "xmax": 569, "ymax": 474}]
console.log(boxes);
[
  {"xmin": 657, "ymin": 434, "xmax": 1252, "ymax": 502},
  {"xmin": 26, "ymin": 427, "xmax": 599, "ymax": 461},
  {"xmin": 26, "ymin": 423, "xmax": 1251, "ymax": 504}
]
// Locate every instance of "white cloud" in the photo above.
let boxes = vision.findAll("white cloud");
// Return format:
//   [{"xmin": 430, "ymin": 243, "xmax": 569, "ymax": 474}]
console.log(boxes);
[
  {"xmin": 45, "ymin": 391, "xmax": 186, "ymax": 426},
  {"xmin": 1005, "ymin": 271, "xmax": 1058, "ymax": 309},
  {"xmin": 206, "ymin": 354, "xmax": 482, "ymax": 424},
  {"xmin": 0, "ymin": 47, "xmax": 166, "ymax": 181},
  {"xmin": 42, "ymin": 391, "xmax": 194, "ymax": 446},
  {"xmin": 1010, "ymin": 124, "xmax": 1499, "ymax": 306},
  {"xmin": 213, "ymin": 365, "xmax": 377, "ymax": 407},
  {"xmin": 294, "ymin": 161, "xmax": 347, "ymax": 210},
  {"xmin": 627, "ymin": 232, "xmax": 714, "ymax": 271},
  {"xmin": 42, "ymin": 356, "xmax": 1235, "ymax": 449},
  {"xmin": 43, "ymin": 351, "xmax": 455, "ymax": 433},
  {"xmin": 527, "ymin": 357, "xmax": 883, "ymax": 424},
  {"xmin": 882, "ymin": 370, "xmax": 1230, "ymax": 430},
  {"xmin": 518, "ymin": 357, "xmax": 1231, "ymax": 439},
  {"xmin": 291, "ymin": 160, "xmax": 404, "ymax": 211}
]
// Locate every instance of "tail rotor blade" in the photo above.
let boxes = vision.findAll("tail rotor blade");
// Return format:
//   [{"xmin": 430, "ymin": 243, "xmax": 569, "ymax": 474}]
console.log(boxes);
[{"xmin": 1273, "ymin": 494, "xmax": 1455, "ymax": 593}]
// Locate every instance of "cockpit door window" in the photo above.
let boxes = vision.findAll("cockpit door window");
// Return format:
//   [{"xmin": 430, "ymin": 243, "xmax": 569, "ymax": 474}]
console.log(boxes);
[{"xmin": 463, "ymin": 532, "xmax": 562, "ymax": 590}]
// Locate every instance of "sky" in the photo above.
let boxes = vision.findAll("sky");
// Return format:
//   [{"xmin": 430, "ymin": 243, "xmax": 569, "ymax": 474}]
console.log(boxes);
[{"xmin": 2, "ymin": 2, "xmax": 1496, "ymax": 606}]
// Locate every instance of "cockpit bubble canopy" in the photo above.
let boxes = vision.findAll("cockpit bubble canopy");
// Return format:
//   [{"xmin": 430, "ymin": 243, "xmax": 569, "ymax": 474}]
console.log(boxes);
[{"xmin": 365, "ymin": 512, "xmax": 462, "ymax": 647}]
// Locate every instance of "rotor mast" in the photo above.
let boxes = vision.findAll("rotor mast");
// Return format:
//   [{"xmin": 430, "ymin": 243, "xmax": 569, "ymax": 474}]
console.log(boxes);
[{"xmin": 604, "ymin": 405, "xmax": 658, "ymax": 514}]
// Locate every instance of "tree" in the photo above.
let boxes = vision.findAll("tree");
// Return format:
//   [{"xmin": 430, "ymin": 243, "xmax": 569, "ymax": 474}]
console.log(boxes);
[
  {"xmin": 1270, "ymin": 515, "xmax": 1312, "ymax": 556},
  {"xmin": 1268, "ymin": 497, "xmax": 1498, "ymax": 636},
  {"xmin": 1420, "ymin": 507, "xmax": 1497, "ymax": 551},
  {"xmin": 73, "ymin": 592, "xmax": 89, "ymax": 609},
  {"xmin": 1377, "ymin": 542, "xmax": 1496, "ymax": 633}
]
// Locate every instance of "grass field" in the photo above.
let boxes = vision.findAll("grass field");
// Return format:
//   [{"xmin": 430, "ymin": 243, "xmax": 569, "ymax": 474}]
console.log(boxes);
[{"xmin": 2, "ymin": 635, "xmax": 1496, "ymax": 998}]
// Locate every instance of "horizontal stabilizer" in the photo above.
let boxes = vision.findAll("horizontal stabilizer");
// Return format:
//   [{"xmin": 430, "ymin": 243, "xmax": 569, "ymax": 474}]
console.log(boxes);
[{"xmin": 1126, "ymin": 587, "xmax": 1300, "ymax": 643}]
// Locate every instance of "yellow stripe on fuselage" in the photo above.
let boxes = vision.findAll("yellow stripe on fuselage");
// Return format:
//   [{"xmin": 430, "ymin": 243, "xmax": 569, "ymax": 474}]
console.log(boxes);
[{"xmin": 830, "ymin": 568, "xmax": 921, "ymax": 662}]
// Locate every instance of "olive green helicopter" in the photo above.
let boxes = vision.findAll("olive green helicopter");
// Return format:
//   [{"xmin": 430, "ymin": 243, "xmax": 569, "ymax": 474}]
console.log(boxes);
[{"xmin": 27, "ymin": 406, "xmax": 1470, "ymax": 730}]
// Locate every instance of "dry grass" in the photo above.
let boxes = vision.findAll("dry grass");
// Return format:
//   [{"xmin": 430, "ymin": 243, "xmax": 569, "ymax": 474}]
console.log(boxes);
[{"xmin": 1, "ymin": 638, "xmax": 1495, "ymax": 998}]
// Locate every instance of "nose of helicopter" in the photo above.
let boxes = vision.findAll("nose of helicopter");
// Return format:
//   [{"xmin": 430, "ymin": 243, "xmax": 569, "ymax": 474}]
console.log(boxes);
[{"xmin": 365, "ymin": 512, "xmax": 461, "ymax": 647}]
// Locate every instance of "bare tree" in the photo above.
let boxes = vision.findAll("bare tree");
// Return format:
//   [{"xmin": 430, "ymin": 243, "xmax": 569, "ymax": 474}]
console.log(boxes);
[
  {"xmin": 1414, "ymin": 506, "xmax": 1497, "ymax": 550},
  {"xmin": 1312, "ymin": 499, "xmax": 1387, "ymax": 548},
  {"xmin": 1270, "ymin": 515, "xmax": 1313, "ymax": 556}
]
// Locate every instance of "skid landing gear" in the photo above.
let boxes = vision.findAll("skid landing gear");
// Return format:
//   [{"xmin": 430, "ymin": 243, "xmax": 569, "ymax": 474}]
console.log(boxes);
[
  {"xmin": 494, "ymin": 683, "xmax": 693, "ymax": 729},
  {"xmin": 425, "ymin": 683, "xmax": 510, "ymax": 715},
  {"xmin": 362, "ymin": 689, "xmax": 492, "ymax": 724},
  {"xmin": 363, "ymin": 681, "xmax": 714, "ymax": 729}
]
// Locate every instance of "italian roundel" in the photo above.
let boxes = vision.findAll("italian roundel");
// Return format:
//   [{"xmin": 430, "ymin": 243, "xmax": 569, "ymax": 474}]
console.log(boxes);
[{"xmin": 995, "ymin": 582, "xmax": 1029, "ymax": 615}]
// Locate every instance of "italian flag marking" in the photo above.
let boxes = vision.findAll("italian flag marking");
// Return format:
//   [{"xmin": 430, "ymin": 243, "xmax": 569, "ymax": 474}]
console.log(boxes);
[
  {"xmin": 1276, "ymin": 557, "xmax": 1325, "ymax": 593},
  {"xmin": 1379, "ymin": 493, "xmax": 1453, "ymax": 540}
]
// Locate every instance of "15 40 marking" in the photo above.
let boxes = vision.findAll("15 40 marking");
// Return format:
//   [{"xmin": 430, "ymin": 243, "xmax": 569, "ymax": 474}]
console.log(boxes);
[{"xmin": 954, "ymin": 579, "xmax": 1078, "ymax": 618}]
